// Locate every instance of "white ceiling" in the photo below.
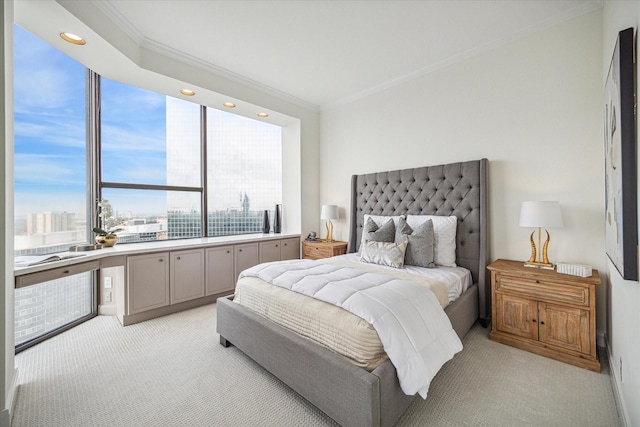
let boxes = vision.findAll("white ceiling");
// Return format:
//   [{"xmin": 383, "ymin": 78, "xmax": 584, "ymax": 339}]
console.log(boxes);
[{"xmin": 18, "ymin": 0, "xmax": 602, "ymax": 112}]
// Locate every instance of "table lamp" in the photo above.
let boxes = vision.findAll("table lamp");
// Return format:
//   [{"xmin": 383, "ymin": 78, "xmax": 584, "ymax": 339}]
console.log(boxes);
[
  {"xmin": 320, "ymin": 205, "xmax": 339, "ymax": 242},
  {"xmin": 519, "ymin": 201, "xmax": 563, "ymax": 269}
]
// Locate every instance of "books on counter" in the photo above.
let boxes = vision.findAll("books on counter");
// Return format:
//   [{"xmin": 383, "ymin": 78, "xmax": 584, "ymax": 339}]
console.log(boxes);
[{"xmin": 14, "ymin": 252, "xmax": 86, "ymax": 267}]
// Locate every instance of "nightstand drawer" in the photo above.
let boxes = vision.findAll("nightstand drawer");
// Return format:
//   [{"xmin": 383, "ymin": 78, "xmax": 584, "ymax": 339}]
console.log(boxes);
[
  {"xmin": 303, "ymin": 244, "xmax": 331, "ymax": 259},
  {"xmin": 302, "ymin": 240, "xmax": 347, "ymax": 260},
  {"xmin": 496, "ymin": 274, "xmax": 589, "ymax": 307}
]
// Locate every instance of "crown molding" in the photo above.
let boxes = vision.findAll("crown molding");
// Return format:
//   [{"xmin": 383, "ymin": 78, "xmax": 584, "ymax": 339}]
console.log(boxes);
[{"xmin": 90, "ymin": 0, "xmax": 144, "ymax": 45}]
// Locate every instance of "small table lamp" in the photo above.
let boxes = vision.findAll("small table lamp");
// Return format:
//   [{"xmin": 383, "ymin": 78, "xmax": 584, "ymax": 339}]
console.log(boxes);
[
  {"xmin": 320, "ymin": 205, "xmax": 339, "ymax": 242},
  {"xmin": 519, "ymin": 201, "xmax": 563, "ymax": 269}
]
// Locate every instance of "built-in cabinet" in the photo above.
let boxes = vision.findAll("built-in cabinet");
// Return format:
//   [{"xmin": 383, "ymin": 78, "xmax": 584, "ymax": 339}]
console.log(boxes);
[{"xmin": 124, "ymin": 236, "xmax": 300, "ymax": 325}]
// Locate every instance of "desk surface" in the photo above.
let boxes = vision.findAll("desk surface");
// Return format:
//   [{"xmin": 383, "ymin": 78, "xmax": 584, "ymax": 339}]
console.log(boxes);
[{"xmin": 15, "ymin": 232, "xmax": 300, "ymax": 277}]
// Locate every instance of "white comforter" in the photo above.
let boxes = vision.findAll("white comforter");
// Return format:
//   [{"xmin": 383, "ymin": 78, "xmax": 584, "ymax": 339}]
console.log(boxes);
[{"xmin": 239, "ymin": 259, "xmax": 463, "ymax": 398}]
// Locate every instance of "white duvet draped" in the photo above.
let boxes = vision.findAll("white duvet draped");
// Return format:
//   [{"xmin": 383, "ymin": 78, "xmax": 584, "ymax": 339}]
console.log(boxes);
[{"xmin": 239, "ymin": 259, "xmax": 463, "ymax": 398}]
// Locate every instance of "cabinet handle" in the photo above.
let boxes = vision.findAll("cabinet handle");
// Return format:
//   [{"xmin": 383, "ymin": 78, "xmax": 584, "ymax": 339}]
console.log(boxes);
[
  {"xmin": 177, "ymin": 256, "xmax": 181, "ymax": 260},
  {"xmin": 535, "ymin": 280, "xmax": 540, "ymax": 283},
  {"xmin": 226, "ymin": 250, "xmax": 230, "ymax": 253},
  {"xmin": 532, "ymin": 319, "xmax": 537, "ymax": 323},
  {"xmin": 540, "ymin": 321, "xmax": 545, "ymax": 325},
  {"xmin": 159, "ymin": 259, "xmax": 163, "ymax": 262},
  {"xmin": 63, "ymin": 270, "xmax": 70, "ymax": 274},
  {"xmin": 275, "ymin": 244, "xmax": 279, "ymax": 247},
  {"xmin": 239, "ymin": 249, "xmax": 243, "ymax": 252}
]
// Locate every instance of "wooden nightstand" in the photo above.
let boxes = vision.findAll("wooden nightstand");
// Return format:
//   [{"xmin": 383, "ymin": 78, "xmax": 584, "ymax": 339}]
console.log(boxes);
[
  {"xmin": 302, "ymin": 240, "xmax": 348, "ymax": 260},
  {"xmin": 487, "ymin": 259, "xmax": 601, "ymax": 372}
]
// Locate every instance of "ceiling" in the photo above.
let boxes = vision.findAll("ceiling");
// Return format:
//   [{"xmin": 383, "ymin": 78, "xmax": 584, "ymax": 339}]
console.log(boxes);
[{"xmin": 19, "ymin": 0, "xmax": 602, "ymax": 112}]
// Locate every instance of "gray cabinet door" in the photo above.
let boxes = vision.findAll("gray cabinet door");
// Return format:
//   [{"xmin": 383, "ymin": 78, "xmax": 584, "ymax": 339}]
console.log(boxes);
[
  {"xmin": 128, "ymin": 253, "xmax": 170, "ymax": 314},
  {"xmin": 280, "ymin": 237, "xmax": 301, "ymax": 260},
  {"xmin": 234, "ymin": 243, "xmax": 259, "ymax": 280},
  {"xmin": 206, "ymin": 246, "xmax": 235, "ymax": 296},
  {"xmin": 170, "ymin": 249, "xmax": 205, "ymax": 304},
  {"xmin": 259, "ymin": 240, "xmax": 281, "ymax": 263}
]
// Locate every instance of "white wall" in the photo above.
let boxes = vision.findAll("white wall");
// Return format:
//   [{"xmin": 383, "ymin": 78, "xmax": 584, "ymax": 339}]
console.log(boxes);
[
  {"xmin": 602, "ymin": 2, "xmax": 640, "ymax": 425},
  {"xmin": 0, "ymin": 2, "xmax": 15, "ymax": 426},
  {"xmin": 321, "ymin": 10, "xmax": 605, "ymax": 325}
]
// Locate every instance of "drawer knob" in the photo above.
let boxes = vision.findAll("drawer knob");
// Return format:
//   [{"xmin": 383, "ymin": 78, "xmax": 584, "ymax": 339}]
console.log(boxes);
[
  {"xmin": 63, "ymin": 270, "xmax": 70, "ymax": 274},
  {"xmin": 535, "ymin": 280, "xmax": 540, "ymax": 283},
  {"xmin": 532, "ymin": 319, "xmax": 537, "ymax": 323},
  {"xmin": 177, "ymin": 256, "xmax": 181, "ymax": 260},
  {"xmin": 540, "ymin": 321, "xmax": 545, "ymax": 325},
  {"xmin": 159, "ymin": 259, "xmax": 163, "ymax": 262}
]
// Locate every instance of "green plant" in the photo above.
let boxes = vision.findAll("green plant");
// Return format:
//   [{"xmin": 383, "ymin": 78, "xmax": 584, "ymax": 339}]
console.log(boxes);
[{"xmin": 92, "ymin": 227, "xmax": 122, "ymax": 236}]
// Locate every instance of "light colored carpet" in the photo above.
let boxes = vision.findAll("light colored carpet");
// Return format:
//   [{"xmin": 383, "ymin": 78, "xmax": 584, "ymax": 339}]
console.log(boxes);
[{"xmin": 12, "ymin": 303, "xmax": 620, "ymax": 426}]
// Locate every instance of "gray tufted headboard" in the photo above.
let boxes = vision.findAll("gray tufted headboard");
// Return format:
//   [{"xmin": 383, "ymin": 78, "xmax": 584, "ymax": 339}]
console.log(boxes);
[{"xmin": 347, "ymin": 159, "xmax": 490, "ymax": 324}]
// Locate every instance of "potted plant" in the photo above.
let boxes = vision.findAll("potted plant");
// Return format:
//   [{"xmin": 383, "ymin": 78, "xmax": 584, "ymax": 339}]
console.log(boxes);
[{"xmin": 92, "ymin": 227, "xmax": 123, "ymax": 247}]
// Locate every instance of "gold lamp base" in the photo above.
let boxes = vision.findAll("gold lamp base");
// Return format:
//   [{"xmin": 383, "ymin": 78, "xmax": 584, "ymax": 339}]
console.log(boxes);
[
  {"xmin": 325, "ymin": 220, "xmax": 334, "ymax": 242},
  {"xmin": 525, "ymin": 228, "xmax": 555, "ymax": 270}
]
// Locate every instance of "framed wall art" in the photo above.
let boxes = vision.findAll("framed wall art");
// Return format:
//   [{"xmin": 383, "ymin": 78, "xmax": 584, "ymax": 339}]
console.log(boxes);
[{"xmin": 604, "ymin": 27, "xmax": 637, "ymax": 281}]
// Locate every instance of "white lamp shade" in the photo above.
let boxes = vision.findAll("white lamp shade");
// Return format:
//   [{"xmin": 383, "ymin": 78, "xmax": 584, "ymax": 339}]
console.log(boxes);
[
  {"xmin": 519, "ymin": 201, "xmax": 563, "ymax": 228},
  {"xmin": 320, "ymin": 204, "xmax": 339, "ymax": 220}
]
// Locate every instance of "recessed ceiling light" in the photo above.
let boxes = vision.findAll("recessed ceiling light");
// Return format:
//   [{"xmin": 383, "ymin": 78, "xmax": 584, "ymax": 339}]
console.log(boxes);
[
  {"xmin": 60, "ymin": 32, "xmax": 86, "ymax": 45},
  {"xmin": 223, "ymin": 102, "xmax": 236, "ymax": 108},
  {"xmin": 180, "ymin": 89, "xmax": 195, "ymax": 96},
  {"xmin": 257, "ymin": 113, "xmax": 269, "ymax": 118}
]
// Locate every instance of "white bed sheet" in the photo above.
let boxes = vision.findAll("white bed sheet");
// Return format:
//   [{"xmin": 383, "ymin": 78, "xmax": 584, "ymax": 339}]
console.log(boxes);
[{"xmin": 337, "ymin": 253, "xmax": 471, "ymax": 304}]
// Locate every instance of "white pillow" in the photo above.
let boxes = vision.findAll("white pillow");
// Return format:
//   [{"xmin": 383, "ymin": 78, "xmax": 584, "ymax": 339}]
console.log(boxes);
[
  {"xmin": 361, "ymin": 214, "xmax": 405, "ymax": 249},
  {"xmin": 360, "ymin": 240, "xmax": 408, "ymax": 269},
  {"xmin": 406, "ymin": 215, "xmax": 457, "ymax": 267}
]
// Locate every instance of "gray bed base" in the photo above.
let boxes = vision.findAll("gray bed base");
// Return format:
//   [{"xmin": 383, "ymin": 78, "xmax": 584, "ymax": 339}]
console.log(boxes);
[
  {"xmin": 217, "ymin": 159, "xmax": 488, "ymax": 427},
  {"xmin": 217, "ymin": 284, "xmax": 477, "ymax": 427}
]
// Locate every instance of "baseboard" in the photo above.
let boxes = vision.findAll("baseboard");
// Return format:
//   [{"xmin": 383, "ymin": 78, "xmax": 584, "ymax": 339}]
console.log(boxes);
[
  {"xmin": 607, "ymin": 344, "xmax": 629, "ymax": 426},
  {"xmin": 0, "ymin": 368, "xmax": 19, "ymax": 427}
]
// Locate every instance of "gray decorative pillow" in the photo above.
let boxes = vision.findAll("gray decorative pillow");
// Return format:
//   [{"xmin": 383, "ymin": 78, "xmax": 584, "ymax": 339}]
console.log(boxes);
[
  {"xmin": 360, "ymin": 240, "xmax": 408, "ymax": 269},
  {"xmin": 362, "ymin": 218, "xmax": 396, "ymax": 244},
  {"xmin": 396, "ymin": 217, "xmax": 436, "ymax": 268}
]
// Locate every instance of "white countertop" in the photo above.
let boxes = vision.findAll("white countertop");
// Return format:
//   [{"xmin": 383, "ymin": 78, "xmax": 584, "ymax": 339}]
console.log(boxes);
[{"xmin": 14, "ymin": 232, "xmax": 301, "ymax": 277}]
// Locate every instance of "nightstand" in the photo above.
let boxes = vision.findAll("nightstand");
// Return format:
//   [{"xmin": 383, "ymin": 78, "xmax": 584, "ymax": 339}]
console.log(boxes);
[
  {"xmin": 302, "ymin": 240, "xmax": 348, "ymax": 260},
  {"xmin": 487, "ymin": 259, "xmax": 601, "ymax": 372}
]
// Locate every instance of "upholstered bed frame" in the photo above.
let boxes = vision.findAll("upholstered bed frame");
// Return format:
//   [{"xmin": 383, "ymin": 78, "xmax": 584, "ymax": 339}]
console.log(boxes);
[{"xmin": 217, "ymin": 158, "xmax": 489, "ymax": 427}]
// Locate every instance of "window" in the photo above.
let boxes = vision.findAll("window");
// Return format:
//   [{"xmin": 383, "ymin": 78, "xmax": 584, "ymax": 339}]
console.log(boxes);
[
  {"xmin": 206, "ymin": 108, "xmax": 282, "ymax": 236},
  {"xmin": 15, "ymin": 272, "xmax": 94, "ymax": 350},
  {"xmin": 99, "ymin": 77, "xmax": 203, "ymax": 240},
  {"xmin": 13, "ymin": 24, "xmax": 88, "ymax": 255},
  {"xmin": 99, "ymin": 76, "xmax": 283, "ymax": 241},
  {"xmin": 13, "ymin": 24, "xmax": 95, "ymax": 350}
]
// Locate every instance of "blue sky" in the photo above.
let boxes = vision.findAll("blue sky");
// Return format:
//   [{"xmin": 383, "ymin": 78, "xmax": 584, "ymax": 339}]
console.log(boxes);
[{"xmin": 14, "ymin": 24, "xmax": 87, "ymax": 217}]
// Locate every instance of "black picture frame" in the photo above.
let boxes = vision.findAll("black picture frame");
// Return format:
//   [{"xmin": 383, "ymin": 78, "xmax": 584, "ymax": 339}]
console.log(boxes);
[{"xmin": 604, "ymin": 28, "xmax": 637, "ymax": 281}]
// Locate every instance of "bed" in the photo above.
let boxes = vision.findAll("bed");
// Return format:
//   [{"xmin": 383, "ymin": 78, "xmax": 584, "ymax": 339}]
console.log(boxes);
[{"xmin": 217, "ymin": 158, "xmax": 489, "ymax": 427}]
